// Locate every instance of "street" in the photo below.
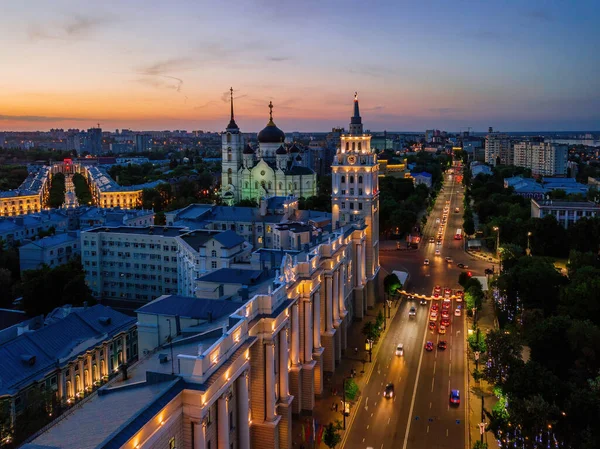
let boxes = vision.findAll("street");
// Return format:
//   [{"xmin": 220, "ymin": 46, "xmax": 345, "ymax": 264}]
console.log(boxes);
[{"xmin": 344, "ymin": 169, "xmax": 492, "ymax": 449}]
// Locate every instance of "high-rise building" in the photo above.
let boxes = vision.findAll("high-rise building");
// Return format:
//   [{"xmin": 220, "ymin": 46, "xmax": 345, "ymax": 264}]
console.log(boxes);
[
  {"xmin": 331, "ymin": 92, "xmax": 380, "ymax": 312},
  {"xmin": 86, "ymin": 127, "xmax": 103, "ymax": 155},
  {"xmin": 513, "ymin": 142, "xmax": 568, "ymax": 176},
  {"xmin": 135, "ymin": 133, "xmax": 153, "ymax": 153},
  {"xmin": 485, "ymin": 131, "xmax": 512, "ymax": 166}
]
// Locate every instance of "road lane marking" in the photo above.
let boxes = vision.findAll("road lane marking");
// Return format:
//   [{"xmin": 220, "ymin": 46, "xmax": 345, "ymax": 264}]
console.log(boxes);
[
  {"xmin": 402, "ymin": 292, "xmax": 431, "ymax": 449},
  {"xmin": 447, "ymin": 429, "xmax": 449, "ymax": 437},
  {"xmin": 431, "ymin": 378, "xmax": 435, "ymax": 392},
  {"xmin": 362, "ymin": 438, "xmax": 365, "ymax": 443},
  {"xmin": 429, "ymin": 402, "xmax": 432, "ymax": 409},
  {"xmin": 371, "ymin": 413, "xmax": 374, "ymax": 417},
  {"xmin": 388, "ymin": 417, "xmax": 391, "ymax": 425},
  {"xmin": 433, "ymin": 360, "xmax": 436, "ymax": 375},
  {"xmin": 427, "ymin": 425, "xmax": 430, "ymax": 433},
  {"xmin": 449, "ymin": 363, "xmax": 452, "ymax": 377}
]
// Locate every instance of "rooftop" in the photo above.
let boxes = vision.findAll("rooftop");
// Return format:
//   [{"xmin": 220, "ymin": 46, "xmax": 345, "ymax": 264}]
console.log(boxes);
[
  {"xmin": 0, "ymin": 304, "xmax": 135, "ymax": 397},
  {"xmin": 84, "ymin": 225, "xmax": 186, "ymax": 237},
  {"xmin": 19, "ymin": 232, "xmax": 79, "ymax": 250},
  {"xmin": 532, "ymin": 199, "xmax": 600, "ymax": 209},
  {"xmin": 197, "ymin": 268, "xmax": 270, "ymax": 286},
  {"xmin": 136, "ymin": 295, "xmax": 242, "ymax": 320}
]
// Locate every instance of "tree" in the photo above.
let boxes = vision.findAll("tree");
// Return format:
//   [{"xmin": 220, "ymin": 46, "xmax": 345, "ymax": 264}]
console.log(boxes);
[
  {"xmin": 558, "ymin": 266, "xmax": 600, "ymax": 325},
  {"xmin": 463, "ymin": 216, "xmax": 475, "ymax": 236},
  {"xmin": 344, "ymin": 378, "xmax": 359, "ymax": 401},
  {"xmin": 483, "ymin": 329, "xmax": 523, "ymax": 385},
  {"xmin": 362, "ymin": 321, "xmax": 379, "ymax": 342},
  {"xmin": 458, "ymin": 271, "xmax": 470, "ymax": 287},
  {"xmin": 383, "ymin": 273, "xmax": 402, "ymax": 297},
  {"xmin": 323, "ymin": 421, "xmax": 343, "ymax": 449},
  {"xmin": 0, "ymin": 268, "xmax": 13, "ymax": 308}
]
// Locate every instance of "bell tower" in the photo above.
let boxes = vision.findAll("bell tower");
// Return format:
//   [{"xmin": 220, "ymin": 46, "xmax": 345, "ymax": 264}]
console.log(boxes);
[
  {"xmin": 332, "ymin": 93, "xmax": 380, "ymax": 304},
  {"xmin": 221, "ymin": 87, "xmax": 244, "ymax": 205}
]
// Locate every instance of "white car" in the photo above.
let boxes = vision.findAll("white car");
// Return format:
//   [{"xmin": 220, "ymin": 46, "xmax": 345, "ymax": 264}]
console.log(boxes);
[
  {"xmin": 396, "ymin": 344, "xmax": 404, "ymax": 356},
  {"xmin": 424, "ymin": 259, "xmax": 430, "ymax": 265},
  {"xmin": 455, "ymin": 308, "xmax": 462, "ymax": 316},
  {"xmin": 435, "ymin": 249, "xmax": 441, "ymax": 256}
]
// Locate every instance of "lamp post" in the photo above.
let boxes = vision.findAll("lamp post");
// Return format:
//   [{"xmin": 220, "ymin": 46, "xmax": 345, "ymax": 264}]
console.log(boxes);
[
  {"xmin": 365, "ymin": 339, "xmax": 373, "ymax": 363},
  {"xmin": 342, "ymin": 376, "xmax": 352, "ymax": 430},
  {"xmin": 493, "ymin": 226, "xmax": 501, "ymax": 271},
  {"xmin": 526, "ymin": 231, "xmax": 532, "ymax": 256}
]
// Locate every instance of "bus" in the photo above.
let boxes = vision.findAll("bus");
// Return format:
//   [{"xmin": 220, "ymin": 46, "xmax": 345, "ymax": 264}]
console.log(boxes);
[{"xmin": 454, "ymin": 228, "xmax": 462, "ymax": 240}]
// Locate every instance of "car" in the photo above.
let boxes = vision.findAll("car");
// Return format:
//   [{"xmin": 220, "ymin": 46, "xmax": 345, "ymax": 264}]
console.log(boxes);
[
  {"xmin": 438, "ymin": 325, "xmax": 446, "ymax": 334},
  {"xmin": 383, "ymin": 383, "xmax": 395, "ymax": 398},
  {"xmin": 455, "ymin": 308, "xmax": 462, "ymax": 316},
  {"xmin": 441, "ymin": 318, "xmax": 451, "ymax": 327},
  {"xmin": 438, "ymin": 340, "xmax": 447, "ymax": 350},
  {"xmin": 431, "ymin": 303, "xmax": 439, "ymax": 311},
  {"xmin": 436, "ymin": 240, "xmax": 442, "ymax": 246},
  {"xmin": 455, "ymin": 207, "xmax": 460, "ymax": 213},
  {"xmin": 420, "ymin": 298, "xmax": 428, "ymax": 306},
  {"xmin": 424, "ymin": 259, "xmax": 430, "ymax": 265},
  {"xmin": 428, "ymin": 321, "xmax": 436, "ymax": 330},
  {"xmin": 450, "ymin": 389, "xmax": 460, "ymax": 405},
  {"xmin": 434, "ymin": 285, "xmax": 441, "ymax": 293},
  {"xmin": 457, "ymin": 263, "xmax": 468, "ymax": 269},
  {"xmin": 441, "ymin": 310, "xmax": 450, "ymax": 319},
  {"xmin": 429, "ymin": 310, "xmax": 438, "ymax": 319},
  {"xmin": 433, "ymin": 293, "xmax": 440, "ymax": 299},
  {"xmin": 429, "ymin": 237, "xmax": 435, "ymax": 243},
  {"xmin": 409, "ymin": 307, "xmax": 417, "ymax": 317},
  {"xmin": 425, "ymin": 341, "xmax": 434, "ymax": 351},
  {"xmin": 445, "ymin": 257, "xmax": 453, "ymax": 263},
  {"xmin": 435, "ymin": 218, "xmax": 440, "ymax": 224},
  {"xmin": 444, "ymin": 288, "xmax": 452, "ymax": 295},
  {"xmin": 395, "ymin": 344, "xmax": 404, "ymax": 356},
  {"xmin": 435, "ymin": 249, "xmax": 441, "ymax": 256},
  {"xmin": 456, "ymin": 290, "xmax": 464, "ymax": 298}
]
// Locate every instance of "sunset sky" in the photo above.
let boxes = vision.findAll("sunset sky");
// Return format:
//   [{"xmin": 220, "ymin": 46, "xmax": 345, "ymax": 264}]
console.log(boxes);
[{"xmin": 1, "ymin": 0, "xmax": 599, "ymax": 132}]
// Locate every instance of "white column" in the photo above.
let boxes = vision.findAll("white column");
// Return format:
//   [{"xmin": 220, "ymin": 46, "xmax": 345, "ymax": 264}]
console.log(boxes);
[
  {"xmin": 333, "ymin": 270, "xmax": 340, "ymax": 322},
  {"xmin": 237, "ymin": 372, "xmax": 250, "ymax": 449},
  {"xmin": 313, "ymin": 291, "xmax": 321, "ymax": 349},
  {"xmin": 303, "ymin": 301, "xmax": 313, "ymax": 363},
  {"xmin": 356, "ymin": 244, "xmax": 362, "ymax": 286},
  {"xmin": 291, "ymin": 303, "xmax": 300, "ymax": 365},
  {"xmin": 326, "ymin": 275, "xmax": 333, "ymax": 331},
  {"xmin": 193, "ymin": 422, "xmax": 207, "ymax": 449},
  {"xmin": 122, "ymin": 335, "xmax": 127, "ymax": 362},
  {"xmin": 265, "ymin": 342, "xmax": 276, "ymax": 421},
  {"xmin": 279, "ymin": 330, "xmax": 289, "ymax": 399},
  {"xmin": 218, "ymin": 394, "xmax": 230, "ymax": 449},
  {"xmin": 339, "ymin": 264, "xmax": 346, "ymax": 313}
]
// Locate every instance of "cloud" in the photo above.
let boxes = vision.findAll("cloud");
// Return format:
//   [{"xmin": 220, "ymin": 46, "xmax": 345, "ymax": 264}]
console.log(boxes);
[
  {"xmin": 28, "ymin": 14, "xmax": 111, "ymax": 41},
  {"xmin": 525, "ymin": 8, "xmax": 554, "ymax": 22},
  {"xmin": 220, "ymin": 89, "xmax": 248, "ymax": 103},
  {"xmin": 267, "ymin": 56, "xmax": 290, "ymax": 62},
  {"xmin": 364, "ymin": 106, "xmax": 385, "ymax": 112},
  {"xmin": 135, "ymin": 58, "xmax": 193, "ymax": 93},
  {"xmin": 193, "ymin": 101, "xmax": 218, "ymax": 110},
  {"xmin": 0, "ymin": 114, "xmax": 89, "ymax": 122}
]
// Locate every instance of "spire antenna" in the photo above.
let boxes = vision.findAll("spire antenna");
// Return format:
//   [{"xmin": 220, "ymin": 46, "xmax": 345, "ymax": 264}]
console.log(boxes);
[
  {"xmin": 268, "ymin": 101, "xmax": 274, "ymax": 122},
  {"xmin": 230, "ymin": 87, "xmax": 234, "ymax": 120}
]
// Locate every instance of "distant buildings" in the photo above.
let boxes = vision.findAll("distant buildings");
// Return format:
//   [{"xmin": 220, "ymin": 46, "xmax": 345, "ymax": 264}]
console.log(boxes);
[
  {"xmin": 531, "ymin": 199, "xmax": 600, "ymax": 227},
  {"xmin": 85, "ymin": 127, "xmax": 103, "ymax": 155},
  {"xmin": 409, "ymin": 172, "xmax": 433, "ymax": 188},
  {"xmin": 471, "ymin": 161, "xmax": 493, "ymax": 177},
  {"xmin": 513, "ymin": 141, "xmax": 568, "ymax": 176},
  {"xmin": 0, "ymin": 167, "xmax": 50, "ymax": 217},
  {"xmin": 135, "ymin": 133, "xmax": 153, "ymax": 152},
  {"xmin": 0, "ymin": 211, "xmax": 69, "ymax": 246},
  {"xmin": 19, "ymin": 231, "xmax": 80, "ymax": 273},
  {"xmin": 505, "ymin": 176, "xmax": 588, "ymax": 199},
  {"xmin": 484, "ymin": 129, "xmax": 513, "ymax": 166}
]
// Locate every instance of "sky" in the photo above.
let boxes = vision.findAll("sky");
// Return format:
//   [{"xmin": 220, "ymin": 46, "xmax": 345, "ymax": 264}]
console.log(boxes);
[{"xmin": 0, "ymin": 0, "xmax": 599, "ymax": 133}]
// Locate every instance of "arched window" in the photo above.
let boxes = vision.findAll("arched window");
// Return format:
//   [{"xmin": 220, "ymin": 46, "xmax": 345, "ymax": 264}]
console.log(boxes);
[
  {"xmin": 278, "ymin": 182, "xmax": 283, "ymax": 190},
  {"xmin": 358, "ymin": 142, "xmax": 362, "ymax": 151},
  {"xmin": 352, "ymin": 142, "xmax": 355, "ymax": 151},
  {"xmin": 358, "ymin": 176, "xmax": 363, "ymax": 184},
  {"xmin": 227, "ymin": 148, "xmax": 232, "ymax": 162},
  {"xmin": 341, "ymin": 176, "xmax": 346, "ymax": 183},
  {"xmin": 255, "ymin": 181, "xmax": 259, "ymax": 189},
  {"xmin": 268, "ymin": 181, "xmax": 272, "ymax": 190},
  {"xmin": 245, "ymin": 182, "xmax": 249, "ymax": 189},
  {"xmin": 350, "ymin": 176, "xmax": 354, "ymax": 184},
  {"xmin": 345, "ymin": 142, "xmax": 349, "ymax": 152},
  {"xmin": 306, "ymin": 181, "xmax": 310, "ymax": 187},
  {"xmin": 211, "ymin": 250, "xmax": 217, "ymax": 257},
  {"xmin": 227, "ymin": 133, "xmax": 231, "ymax": 143},
  {"xmin": 227, "ymin": 168, "xmax": 232, "ymax": 185},
  {"xmin": 294, "ymin": 182, "xmax": 298, "ymax": 190}
]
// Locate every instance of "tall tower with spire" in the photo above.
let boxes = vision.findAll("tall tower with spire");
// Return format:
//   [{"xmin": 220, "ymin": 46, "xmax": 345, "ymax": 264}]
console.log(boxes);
[
  {"xmin": 331, "ymin": 93, "xmax": 380, "ymax": 310},
  {"xmin": 221, "ymin": 87, "xmax": 245, "ymax": 205}
]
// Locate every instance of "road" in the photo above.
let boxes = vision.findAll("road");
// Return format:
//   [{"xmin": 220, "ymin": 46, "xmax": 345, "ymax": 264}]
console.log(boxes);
[{"xmin": 344, "ymin": 168, "xmax": 493, "ymax": 449}]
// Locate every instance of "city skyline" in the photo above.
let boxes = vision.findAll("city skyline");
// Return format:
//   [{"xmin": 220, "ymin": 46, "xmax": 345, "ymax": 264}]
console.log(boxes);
[{"xmin": 1, "ymin": 0, "xmax": 599, "ymax": 132}]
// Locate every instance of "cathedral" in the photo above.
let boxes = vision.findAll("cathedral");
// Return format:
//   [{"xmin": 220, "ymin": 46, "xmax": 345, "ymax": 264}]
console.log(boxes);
[{"xmin": 220, "ymin": 89, "xmax": 318, "ymax": 205}]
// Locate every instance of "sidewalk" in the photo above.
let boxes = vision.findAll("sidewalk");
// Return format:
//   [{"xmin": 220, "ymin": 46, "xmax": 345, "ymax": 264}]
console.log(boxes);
[
  {"xmin": 291, "ymin": 296, "xmax": 401, "ymax": 448},
  {"xmin": 466, "ymin": 293, "xmax": 499, "ymax": 449}
]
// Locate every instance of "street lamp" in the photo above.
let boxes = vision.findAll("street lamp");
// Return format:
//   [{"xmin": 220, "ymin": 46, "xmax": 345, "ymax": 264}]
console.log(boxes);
[
  {"xmin": 526, "ymin": 231, "xmax": 532, "ymax": 256},
  {"xmin": 492, "ymin": 226, "xmax": 500, "ymax": 260},
  {"xmin": 365, "ymin": 339, "xmax": 373, "ymax": 363},
  {"xmin": 342, "ymin": 376, "xmax": 353, "ymax": 430}
]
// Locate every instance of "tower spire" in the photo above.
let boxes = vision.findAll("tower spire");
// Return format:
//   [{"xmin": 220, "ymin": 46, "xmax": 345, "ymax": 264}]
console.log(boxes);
[
  {"xmin": 349, "ymin": 91, "xmax": 363, "ymax": 134},
  {"xmin": 267, "ymin": 101, "xmax": 275, "ymax": 125},
  {"xmin": 226, "ymin": 87, "xmax": 239, "ymax": 130}
]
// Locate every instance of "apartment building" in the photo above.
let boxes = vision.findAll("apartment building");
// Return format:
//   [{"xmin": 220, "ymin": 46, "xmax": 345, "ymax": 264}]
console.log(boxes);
[
  {"xmin": 176, "ymin": 229, "xmax": 252, "ymax": 297},
  {"xmin": 484, "ymin": 132, "xmax": 512, "ymax": 166},
  {"xmin": 81, "ymin": 226, "xmax": 187, "ymax": 302},
  {"xmin": 531, "ymin": 199, "xmax": 600, "ymax": 228},
  {"xmin": 513, "ymin": 142, "xmax": 568, "ymax": 176},
  {"xmin": 0, "ymin": 211, "xmax": 69, "ymax": 246},
  {"xmin": 19, "ymin": 231, "xmax": 80, "ymax": 272}
]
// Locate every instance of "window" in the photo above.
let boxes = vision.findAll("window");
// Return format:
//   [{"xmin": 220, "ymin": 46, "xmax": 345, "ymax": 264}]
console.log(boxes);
[
  {"xmin": 229, "ymin": 410, "xmax": 234, "ymax": 430},
  {"xmin": 255, "ymin": 181, "xmax": 258, "ymax": 189},
  {"xmin": 346, "ymin": 142, "xmax": 349, "ymax": 151},
  {"xmin": 350, "ymin": 176, "xmax": 354, "ymax": 184},
  {"xmin": 358, "ymin": 203, "xmax": 363, "ymax": 210},
  {"xmin": 350, "ymin": 203, "xmax": 354, "ymax": 210},
  {"xmin": 211, "ymin": 250, "xmax": 217, "ymax": 257},
  {"xmin": 278, "ymin": 182, "xmax": 283, "ymax": 190},
  {"xmin": 341, "ymin": 202, "xmax": 345, "ymax": 209},
  {"xmin": 341, "ymin": 175, "xmax": 346, "ymax": 183},
  {"xmin": 212, "ymin": 261, "xmax": 217, "ymax": 269},
  {"xmin": 358, "ymin": 175, "xmax": 363, "ymax": 183}
]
